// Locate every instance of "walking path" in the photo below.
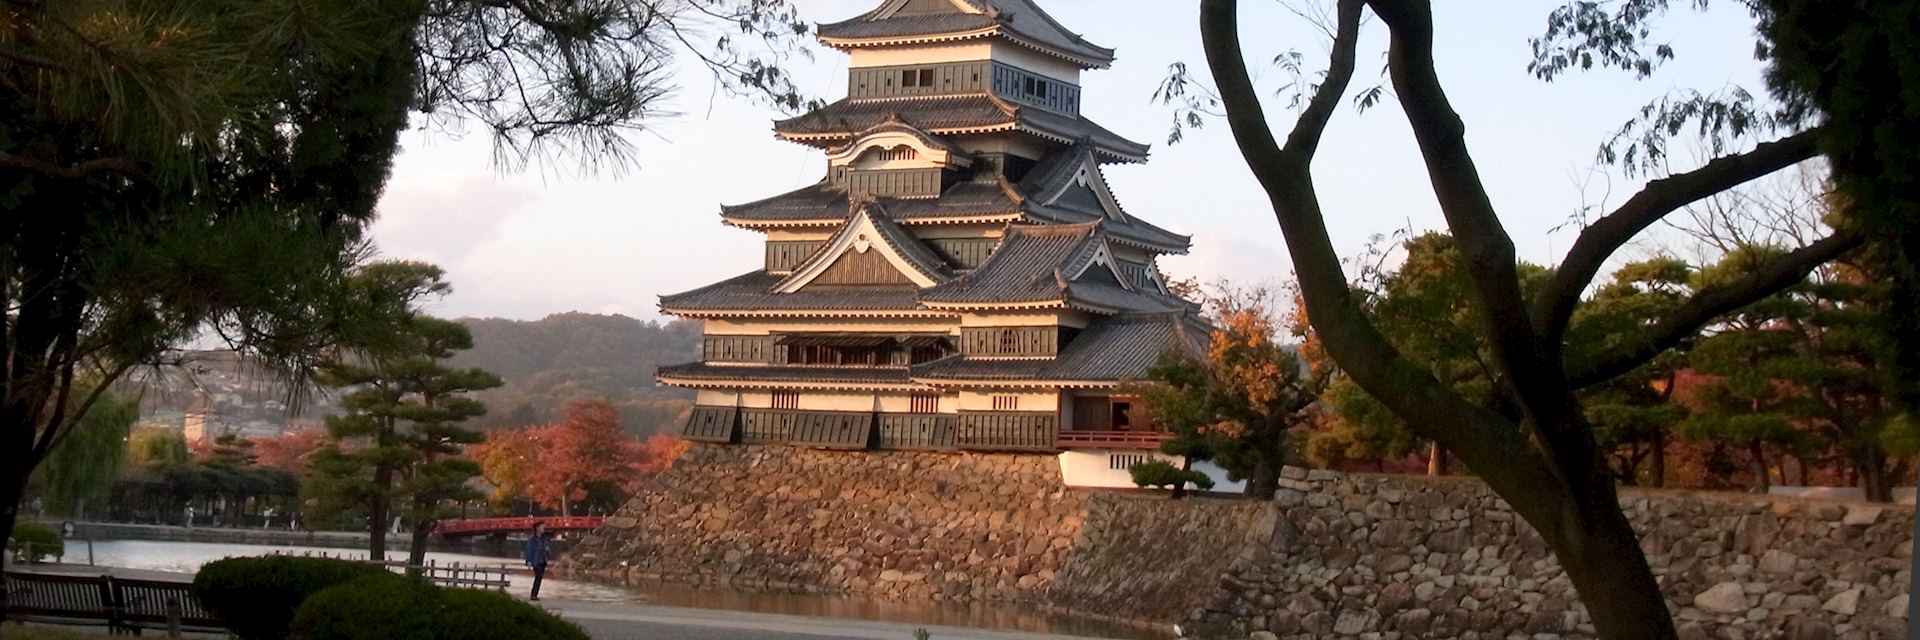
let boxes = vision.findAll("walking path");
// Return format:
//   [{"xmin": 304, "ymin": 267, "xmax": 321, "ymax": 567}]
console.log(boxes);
[{"xmin": 8, "ymin": 564, "xmax": 1133, "ymax": 640}]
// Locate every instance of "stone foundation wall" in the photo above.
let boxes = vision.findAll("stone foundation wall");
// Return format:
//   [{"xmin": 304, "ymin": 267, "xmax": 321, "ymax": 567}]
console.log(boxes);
[
  {"xmin": 1189, "ymin": 470, "xmax": 1914, "ymax": 640},
  {"xmin": 1051, "ymin": 493, "xmax": 1270, "ymax": 623},
  {"xmin": 564, "ymin": 444, "xmax": 1088, "ymax": 602},
  {"xmin": 567, "ymin": 445, "xmax": 1914, "ymax": 639}
]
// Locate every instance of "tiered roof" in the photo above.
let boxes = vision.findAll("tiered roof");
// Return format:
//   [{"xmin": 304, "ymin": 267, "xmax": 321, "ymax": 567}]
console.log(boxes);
[
  {"xmin": 774, "ymin": 94, "xmax": 1150, "ymax": 163},
  {"xmin": 817, "ymin": 0, "xmax": 1116, "ymax": 68},
  {"xmin": 912, "ymin": 312, "xmax": 1211, "ymax": 387},
  {"xmin": 723, "ymin": 143, "xmax": 1189, "ymax": 253},
  {"xmin": 919, "ymin": 222, "xmax": 1182, "ymax": 312}
]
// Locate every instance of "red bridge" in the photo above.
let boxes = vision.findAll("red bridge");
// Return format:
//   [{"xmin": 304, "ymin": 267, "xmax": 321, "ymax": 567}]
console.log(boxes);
[{"xmin": 430, "ymin": 516, "xmax": 606, "ymax": 538}]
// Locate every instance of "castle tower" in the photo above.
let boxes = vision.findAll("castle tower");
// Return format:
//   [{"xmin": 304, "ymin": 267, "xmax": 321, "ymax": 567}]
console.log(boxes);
[{"xmin": 659, "ymin": 0, "xmax": 1226, "ymax": 489}]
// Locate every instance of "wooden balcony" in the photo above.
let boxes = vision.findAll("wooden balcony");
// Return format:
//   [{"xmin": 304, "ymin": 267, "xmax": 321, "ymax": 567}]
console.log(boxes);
[
  {"xmin": 1055, "ymin": 430, "xmax": 1172, "ymax": 450},
  {"xmin": 740, "ymin": 409, "xmax": 874, "ymax": 449},
  {"xmin": 682, "ymin": 406, "xmax": 739, "ymax": 443},
  {"xmin": 956, "ymin": 411, "xmax": 1058, "ymax": 452}
]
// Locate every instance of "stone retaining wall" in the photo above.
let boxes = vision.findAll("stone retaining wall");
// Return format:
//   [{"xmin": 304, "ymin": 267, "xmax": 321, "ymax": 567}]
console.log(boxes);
[
  {"xmin": 568, "ymin": 445, "xmax": 1914, "ymax": 639},
  {"xmin": 1187, "ymin": 469, "xmax": 1914, "ymax": 640},
  {"xmin": 564, "ymin": 444, "xmax": 1087, "ymax": 602}
]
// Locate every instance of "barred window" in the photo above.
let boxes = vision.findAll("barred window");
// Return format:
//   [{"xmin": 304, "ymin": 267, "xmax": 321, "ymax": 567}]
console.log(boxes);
[
  {"xmin": 991, "ymin": 395, "xmax": 1019, "ymax": 411},
  {"xmin": 910, "ymin": 394, "xmax": 939, "ymax": 414},
  {"xmin": 771, "ymin": 391, "xmax": 800, "ymax": 410}
]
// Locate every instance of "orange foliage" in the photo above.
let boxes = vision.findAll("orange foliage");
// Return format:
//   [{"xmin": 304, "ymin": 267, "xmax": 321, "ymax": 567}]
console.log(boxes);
[
  {"xmin": 253, "ymin": 429, "xmax": 327, "ymax": 474},
  {"xmin": 476, "ymin": 400, "xmax": 687, "ymax": 514}
]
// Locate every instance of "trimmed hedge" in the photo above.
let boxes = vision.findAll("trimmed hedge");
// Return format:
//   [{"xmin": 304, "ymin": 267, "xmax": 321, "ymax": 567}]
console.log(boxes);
[
  {"xmin": 1129, "ymin": 460, "xmax": 1216, "ymax": 491},
  {"xmin": 290, "ymin": 574, "xmax": 587, "ymax": 640},
  {"xmin": 7, "ymin": 522, "xmax": 63, "ymax": 562},
  {"xmin": 193, "ymin": 556, "xmax": 389, "ymax": 640}
]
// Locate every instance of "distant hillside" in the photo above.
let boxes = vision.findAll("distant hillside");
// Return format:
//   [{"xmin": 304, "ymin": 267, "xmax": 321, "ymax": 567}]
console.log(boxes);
[
  {"xmin": 453, "ymin": 312, "xmax": 702, "ymax": 435},
  {"xmin": 113, "ymin": 313, "xmax": 700, "ymax": 439}
]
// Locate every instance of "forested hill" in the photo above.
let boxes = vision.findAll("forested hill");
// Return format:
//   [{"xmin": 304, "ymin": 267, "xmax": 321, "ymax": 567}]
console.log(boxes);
[{"xmin": 452, "ymin": 312, "xmax": 701, "ymax": 435}]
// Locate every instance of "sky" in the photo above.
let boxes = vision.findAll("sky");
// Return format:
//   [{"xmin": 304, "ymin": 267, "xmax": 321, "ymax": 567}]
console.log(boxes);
[{"xmin": 368, "ymin": 1, "xmax": 1774, "ymax": 322}]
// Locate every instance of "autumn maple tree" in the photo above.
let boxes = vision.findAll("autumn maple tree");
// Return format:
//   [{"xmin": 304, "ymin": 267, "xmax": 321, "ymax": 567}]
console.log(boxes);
[{"xmin": 476, "ymin": 400, "xmax": 685, "ymax": 516}]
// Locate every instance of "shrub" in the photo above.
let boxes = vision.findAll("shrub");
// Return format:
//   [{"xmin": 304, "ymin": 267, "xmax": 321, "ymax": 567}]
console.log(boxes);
[
  {"xmin": 288, "ymin": 573, "xmax": 439, "ymax": 640},
  {"xmin": 193, "ymin": 556, "xmax": 389, "ymax": 640},
  {"xmin": 432, "ymin": 588, "xmax": 587, "ymax": 640},
  {"xmin": 290, "ymin": 574, "xmax": 587, "ymax": 640},
  {"xmin": 1129, "ymin": 460, "xmax": 1215, "ymax": 491},
  {"xmin": 7, "ymin": 523, "xmax": 63, "ymax": 562}
]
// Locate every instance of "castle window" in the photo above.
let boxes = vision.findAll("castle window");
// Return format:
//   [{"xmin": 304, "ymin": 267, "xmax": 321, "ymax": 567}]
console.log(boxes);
[
  {"xmin": 901, "ymin": 68, "xmax": 936, "ymax": 88},
  {"xmin": 991, "ymin": 395, "xmax": 1020, "ymax": 411},
  {"xmin": 998, "ymin": 328, "xmax": 1019, "ymax": 354},
  {"xmin": 771, "ymin": 391, "xmax": 800, "ymax": 410},
  {"xmin": 909, "ymin": 394, "xmax": 939, "ymax": 414}
]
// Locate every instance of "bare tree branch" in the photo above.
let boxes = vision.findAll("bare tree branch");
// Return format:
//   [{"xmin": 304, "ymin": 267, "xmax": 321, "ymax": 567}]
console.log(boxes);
[
  {"xmin": 1534, "ymin": 129, "xmax": 1823, "ymax": 342},
  {"xmin": 1367, "ymin": 0, "xmax": 1572, "ymax": 439},
  {"xmin": 1568, "ymin": 228, "xmax": 1865, "ymax": 388},
  {"xmin": 1201, "ymin": 0, "xmax": 1561, "ymax": 518}
]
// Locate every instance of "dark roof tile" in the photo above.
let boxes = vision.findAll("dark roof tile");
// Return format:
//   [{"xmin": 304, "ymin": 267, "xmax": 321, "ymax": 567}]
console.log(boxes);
[
  {"xmin": 659, "ymin": 271, "xmax": 925, "ymax": 313},
  {"xmin": 911, "ymin": 312, "xmax": 1209, "ymax": 383},
  {"xmin": 818, "ymin": 0, "xmax": 1114, "ymax": 67}
]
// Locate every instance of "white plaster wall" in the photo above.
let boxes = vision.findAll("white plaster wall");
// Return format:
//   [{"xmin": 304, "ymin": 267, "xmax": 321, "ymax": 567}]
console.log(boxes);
[
  {"xmin": 956, "ymin": 390, "xmax": 1058, "ymax": 412},
  {"xmin": 990, "ymin": 41, "xmax": 1084, "ymax": 83},
  {"xmin": 696, "ymin": 390, "xmax": 741, "ymax": 406},
  {"xmin": 844, "ymin": 41, "xmax": 1082, "ymax": 85},
  {"xmin": 1057, "ymin": 451, "xmax": 1248, "ymax": 493},
  {"xmin": 848, "ymin": 43, "xmax": 993, "ymax": 68},
  {"xmin": 874, "ymin": 393, "xmax": 957, "ymax": 414}
]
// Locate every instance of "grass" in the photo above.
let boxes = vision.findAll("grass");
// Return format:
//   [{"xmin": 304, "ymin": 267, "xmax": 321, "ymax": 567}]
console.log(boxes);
[{"xmin": 0, "ymin": 626, "xmax": 117, "ymax": 639}]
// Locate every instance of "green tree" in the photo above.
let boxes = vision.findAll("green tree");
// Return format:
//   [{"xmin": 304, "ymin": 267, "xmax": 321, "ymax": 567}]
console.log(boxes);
[
  {"xmin": 33, "ymin": 389, "xmax": 139, "ymax": 516},
  {"xmin": 1, "ymin": 0, "xmax": 812, "ymax": 543},
  {"xmin": 309, "ymin": 266, "xmax": 500, "ymax": 563},
  {"xmin": 1566, "ymin": 258, "xmax": 1696, "ymax": 486},
  {"xmin": 392, "ymin": 318, "xmax": 501, "ymax": 570},
  {"xmin": 1307, "ymin": 234, "xmax": 1552, "ymax": 475},
  {"xmin": 1192, "ymin": 2, "xmax": 1860, "ymax": 635},
  {"xmin": 129, "ymin": 428, "xmax": 192, "ymax": 468}
]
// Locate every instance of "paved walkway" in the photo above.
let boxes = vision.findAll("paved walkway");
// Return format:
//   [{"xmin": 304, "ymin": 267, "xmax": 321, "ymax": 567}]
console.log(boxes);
[
  {"xmin": 542, "ymin": 599, "xmax": 1132, "ymax": 640},
  {"xmin": 7, "ymin": 564, "xmax": 1135, "ymax": 640}
]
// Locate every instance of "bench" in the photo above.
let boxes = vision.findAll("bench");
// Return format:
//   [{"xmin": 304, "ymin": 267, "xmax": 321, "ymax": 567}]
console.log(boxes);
[
  {"xmin": 3, "ymin": 572, "xmax": 225, "ymax": 636},
  {"xmin": 111, "ymin": 577, "xmax": 223, "ymax": 635}
]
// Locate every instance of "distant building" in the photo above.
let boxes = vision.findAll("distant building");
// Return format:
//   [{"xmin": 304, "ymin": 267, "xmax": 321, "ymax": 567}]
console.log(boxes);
[{"xmin": 660, "ymin": 0, "xmax": 1239, "ymax": 490}]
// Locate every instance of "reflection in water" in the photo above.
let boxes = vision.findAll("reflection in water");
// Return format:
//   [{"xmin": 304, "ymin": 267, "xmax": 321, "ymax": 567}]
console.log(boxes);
[{"xmin": 79, "ymin": 540, "xmax": 1170, "ymax": 640}]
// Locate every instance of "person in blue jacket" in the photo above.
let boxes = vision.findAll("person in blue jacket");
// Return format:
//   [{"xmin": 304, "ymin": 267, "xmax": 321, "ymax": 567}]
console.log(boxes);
[{"xmin": 523, "ymin": 522, "xmax": 552, "ymax": 601}]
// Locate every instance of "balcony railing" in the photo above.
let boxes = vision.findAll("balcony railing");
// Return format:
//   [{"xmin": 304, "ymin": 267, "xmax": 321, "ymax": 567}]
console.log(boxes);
[
  {"xmin": 877, "ymin": 414, "xmax": 957, "ymax": 450},
  {"xmin": 1056, "ymin": 430, "xmax": 1172, "ymax": 450},
  {"xmin": 956, "ymin": 412, "xmax": 1058, "ymax": 452}
]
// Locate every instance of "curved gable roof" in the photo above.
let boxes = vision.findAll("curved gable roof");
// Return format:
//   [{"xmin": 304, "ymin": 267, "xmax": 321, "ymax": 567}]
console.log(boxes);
[{"xmin": 818, "ymin": 0, "xmax": 1115, "ymax": 68}]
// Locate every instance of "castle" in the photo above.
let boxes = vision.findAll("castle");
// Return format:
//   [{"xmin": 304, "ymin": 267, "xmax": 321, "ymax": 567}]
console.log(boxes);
[{"xmin": 659, "ymin": 0, "xmax": 1234, "ymax": 489}]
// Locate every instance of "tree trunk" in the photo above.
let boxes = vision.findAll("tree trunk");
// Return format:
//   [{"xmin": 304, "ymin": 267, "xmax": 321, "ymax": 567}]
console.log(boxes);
[
  {"xmin": 1748, "ymin": 442, "xmax": 1771, "ymax": 493},
  {"xmin": 406, "ymin": 498, "xmax": 432, "ymax": 574},
  {"xmin": 1171, "ymin": 458, "xmax": 1192, "ymax": 500},
  {"xmin": 369, "ymin": 460, "xmax": 393, "ymax": 561},
  {"xmin": 1427, "ymin": 441, "xmax": 1449, "ymax": 476},
  {"xmin": 1246, "ymin": 455, "xmax": 1279, "ymax": 500},
  {"xmin": 1540, "ymin": 479, "xmax": 1679, "ymax": 640},
  {"xmin": 1859, "ymin": 451, "xmax": 1892, "ymax": 503},
  {"xmin": 1651, "ymin": 429, "xmax": 1667, "ymax": 488}
]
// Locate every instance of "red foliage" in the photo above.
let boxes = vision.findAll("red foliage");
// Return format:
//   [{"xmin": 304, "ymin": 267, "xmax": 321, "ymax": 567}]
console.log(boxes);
[
  {"xmin": 253, "ymin": 429, "xmax": 328, "ymax": 474},
  {"xmin": 478, "ymin": 400, "xmax": 688, "ymax": 514}
]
